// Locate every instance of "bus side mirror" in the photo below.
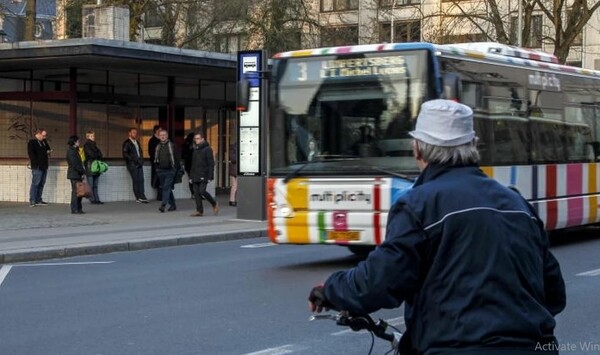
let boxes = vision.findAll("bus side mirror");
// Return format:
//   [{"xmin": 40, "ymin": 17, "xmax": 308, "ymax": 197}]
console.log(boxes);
[
  {"xmin": 442, "ymin": 73, "xmax": 461, "ymax": 101},
  {"xmin": 237, "ymin": 76, "xmax": 250, "ymax": 112}
]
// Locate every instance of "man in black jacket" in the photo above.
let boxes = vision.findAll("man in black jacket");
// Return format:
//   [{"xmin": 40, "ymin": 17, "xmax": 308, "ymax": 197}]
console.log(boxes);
[
  {"xmin": 308, "ymin": 100, "xmax": 566, "ymax": 355},
  {"xmin": 122, "ymin": 128, "xmax": 148, "ymax": 203},
  {"xmin": 189, "ymin": 132, "xmax": 219, "ymax": 217},
  {"xmin": 154, "ymin": 129, "xmax": 180, "ymax": 212},
  {"xmin": 27, "ymin": 129, "xmax": 51, "ymax": 207}
]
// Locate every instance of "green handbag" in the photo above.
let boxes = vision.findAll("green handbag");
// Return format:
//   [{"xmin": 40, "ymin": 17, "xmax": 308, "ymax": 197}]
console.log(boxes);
[{"xmin": 91, "ymin": 160, "xmax": 109, "ymax": 174}]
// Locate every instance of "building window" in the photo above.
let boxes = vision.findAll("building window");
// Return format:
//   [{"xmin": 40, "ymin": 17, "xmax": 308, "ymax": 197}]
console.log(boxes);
[
  {"xmin": 321, "ymin": 0, "xmax": 359, "ymax": 12},
  {"xmin": 379, "ymin": 21, "xmax": 421, "ymax": 43},
  {"xmin": 214, "ymin": 1, "xmax": 248, "ymax": 20},
  {"xmin": 379, "ymin": 0, "xmax": 421, "ymax": 7},
  {"xmin": 215, "ymin": 34, "xmax": 247, "ymax": 53},
  {"xmin": 321, "ymin": 26, "xmax": 359, "ymax": 46},
  {"xmin": 144, "ymin": 7, "xmax": 162, "ymax": 28},
  {"xmin": 441, "ymin": 33, "xmax": 487, "ymax": 44},
  {"xmin": 511, "ymin": 15, "xmax": 542, "ymax": 48}
]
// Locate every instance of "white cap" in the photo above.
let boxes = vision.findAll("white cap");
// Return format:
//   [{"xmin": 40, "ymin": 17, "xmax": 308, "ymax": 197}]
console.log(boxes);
[{"xmin": 409, "ymin": 99, "xmax": 475, "ymax": 147}]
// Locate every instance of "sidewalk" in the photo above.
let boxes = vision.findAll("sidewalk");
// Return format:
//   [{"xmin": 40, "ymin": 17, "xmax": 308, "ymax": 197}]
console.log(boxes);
[{"xmin": 0, "ymin": 194, "xmax": 267, "ymax": 263}]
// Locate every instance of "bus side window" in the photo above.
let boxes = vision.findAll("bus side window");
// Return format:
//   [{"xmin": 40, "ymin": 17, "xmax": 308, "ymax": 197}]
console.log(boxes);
[{"xmin": 531, "ymin": 120, "xmax": 564, "ymax": 164}]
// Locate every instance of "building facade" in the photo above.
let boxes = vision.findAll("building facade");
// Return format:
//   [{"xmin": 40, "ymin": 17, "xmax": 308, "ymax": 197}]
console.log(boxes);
[
  {"xmin": 0, "ymin": 0, "xmax": 55, "ymax": 42},
  {"xmin": 105, "ymin": 0, "xmax": 600, "ymax": 70}
]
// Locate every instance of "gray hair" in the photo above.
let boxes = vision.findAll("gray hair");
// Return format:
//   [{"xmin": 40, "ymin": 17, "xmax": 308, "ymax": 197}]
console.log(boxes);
[{"xmin": 416, "ymin": 139, "xmax": 480, "ymax": 165}]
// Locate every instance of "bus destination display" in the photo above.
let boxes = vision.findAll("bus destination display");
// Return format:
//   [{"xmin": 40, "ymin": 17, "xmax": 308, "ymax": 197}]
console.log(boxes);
[{"xmin": 283, "ymin": 54, "xmax": 413, "ymax": 84}]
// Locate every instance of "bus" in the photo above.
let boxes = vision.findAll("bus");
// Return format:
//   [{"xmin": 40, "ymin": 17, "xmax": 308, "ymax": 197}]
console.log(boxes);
[{"xmin": 259, "ymin": 42, "xmax": 600, "ymax": 254}]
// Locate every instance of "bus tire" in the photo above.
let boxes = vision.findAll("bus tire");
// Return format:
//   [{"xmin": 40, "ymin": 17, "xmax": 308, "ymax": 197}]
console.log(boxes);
[{"xmin": 347, "ymin": 245, "xmax": 375, "ymax": 257}]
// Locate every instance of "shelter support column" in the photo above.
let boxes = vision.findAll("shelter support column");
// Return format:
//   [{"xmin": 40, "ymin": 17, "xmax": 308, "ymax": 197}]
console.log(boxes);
[{"xmin": 167, "ymin": 76, "xmax": 175, "ymax": 132}]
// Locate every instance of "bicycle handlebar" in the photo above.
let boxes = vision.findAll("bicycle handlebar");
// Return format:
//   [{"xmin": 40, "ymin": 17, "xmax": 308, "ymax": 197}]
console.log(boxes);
[{"xmin": 310, "ymin": 312, "xmax": 401, "ymax": 347}]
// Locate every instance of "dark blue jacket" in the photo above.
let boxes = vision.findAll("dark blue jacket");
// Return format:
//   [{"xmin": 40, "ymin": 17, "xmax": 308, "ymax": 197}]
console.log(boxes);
[{"xmin": 323, "ymin": 164, "xmax": 566, "ymax": 354}]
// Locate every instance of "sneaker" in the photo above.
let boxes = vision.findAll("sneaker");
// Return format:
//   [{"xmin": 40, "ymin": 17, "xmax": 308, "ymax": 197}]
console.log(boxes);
[
  {"xmin": 159, "ymin": 205, "xmax": 165, "ymax": 213},
  {"xmin": 30, "ymin": 203, "xmax": 36, "ymax": 207},
  {"xmin": 37, "ymin": 201, "xmax": 49, "ymax": 206},
  {"xmin": 136, "ymin": 199, "xmax": 143, "ymax": 203},
  {"xmin": 213, "ymin": 203, "xmax": 220, "ymax": 215},
  {"xmin": 167, "ymin": 205, "xmax": 177, "ymax": 211},
  {"xmin": 140, "ymin": 198, "xmax": 149, "ymax": 204},
  {"xmin": 229, "ymin": 201, "xmax": 237, "ymax": 207},
  {"xmin": 190, "ymin": 211, "xmax": 203, "ymax": 217}
]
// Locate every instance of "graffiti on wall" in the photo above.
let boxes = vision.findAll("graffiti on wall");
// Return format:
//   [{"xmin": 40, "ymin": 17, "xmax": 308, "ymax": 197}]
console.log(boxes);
[{"xmin": 6, "ymin": 108, "xmax": 37, "ymax": 141}]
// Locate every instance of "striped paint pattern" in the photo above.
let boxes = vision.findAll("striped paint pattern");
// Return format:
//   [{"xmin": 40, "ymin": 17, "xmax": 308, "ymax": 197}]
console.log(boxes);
[
  {"xmin": 269, "ymin": 163, "xmax": 600, "ymax": 245},
  {"xmin": 480, "ymin": 163, "xmax": 600, "ymax": 230}
]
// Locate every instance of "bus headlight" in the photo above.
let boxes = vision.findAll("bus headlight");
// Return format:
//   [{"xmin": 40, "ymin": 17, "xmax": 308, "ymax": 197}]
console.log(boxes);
[{"xmin": 279, "ymin": 204, "xmax": 293, "ymax": 218}]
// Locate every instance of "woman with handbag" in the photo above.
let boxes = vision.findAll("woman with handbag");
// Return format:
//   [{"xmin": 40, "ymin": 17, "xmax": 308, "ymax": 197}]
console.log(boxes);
[
  {"xmin": 67, "ymin": 135, "xmax": 86, "ymax": 214},
  {"xmin": 83, "ymin": 130, "xmax": 104, "ymax": 204}
]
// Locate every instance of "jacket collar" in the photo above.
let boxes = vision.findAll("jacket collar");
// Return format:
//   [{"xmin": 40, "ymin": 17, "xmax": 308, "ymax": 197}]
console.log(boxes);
[
  {"xmin": 195, "ymin": 141, "xmax": 209, "ymax": 150},
  {"xmin": 413, "ymin": 162, "xmax": 480, "ymax": 188}
]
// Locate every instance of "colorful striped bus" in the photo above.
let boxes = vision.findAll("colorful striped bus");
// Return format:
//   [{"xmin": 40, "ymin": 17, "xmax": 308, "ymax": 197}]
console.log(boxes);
[{"xmin": 265, "ymin": 42, "xmax": 600, "ymax": 253}]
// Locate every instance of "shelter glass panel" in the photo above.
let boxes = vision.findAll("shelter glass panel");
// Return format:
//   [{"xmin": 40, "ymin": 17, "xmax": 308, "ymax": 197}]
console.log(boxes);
[
  {"xmin": 0, "ymin": 101, "xmax": 31, "ymax": 158},
  {"xmin": 78, "ymin": 103, "xmax": 109, "ymax": 156},
  {"xmin": 106, "ymin": 105, "xmax": 137, "ymax": 158},
  {"xmin": 33, "ymin": 102, "xmax": 69, "ymax": 160},
  {"xmin": 201, "ymin": 81, "xmax": 226, "ymax": 101}
]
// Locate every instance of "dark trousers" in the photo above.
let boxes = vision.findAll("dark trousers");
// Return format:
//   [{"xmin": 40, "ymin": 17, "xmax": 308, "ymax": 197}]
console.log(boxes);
[
  {"xmin": 86, "ymin": 174, "xmax": 100, "ymax": 202},
  {"xmin": 185, "ymin": 169, "xmax": 193, "ymax": 196},
  {"xmin": 29, "ymin": 168, "xmax": 48, "ymax": 204},
  {"xmin": 127, "ymin": 164, "xmax": 146, "ymax": 200},
  {"xmin": 157, "ymin": 168, "xmax": 176, "ymax": 207},
  {"xmin": 151, "ymin": 165, "xmax": 162, "ymax": 200},
  {"xmin": 70, "ymin": 179, "xmax": 83, "ymax": 212},
  {"xmin": 193, "ymin": 181, "xmax": 217, "ymax": 213}
]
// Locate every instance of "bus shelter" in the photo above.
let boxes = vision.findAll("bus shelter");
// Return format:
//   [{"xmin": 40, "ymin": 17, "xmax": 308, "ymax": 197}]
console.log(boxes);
[{"xmin": 0, "ymin": 39, "xmax": 237, "ymax": 203}]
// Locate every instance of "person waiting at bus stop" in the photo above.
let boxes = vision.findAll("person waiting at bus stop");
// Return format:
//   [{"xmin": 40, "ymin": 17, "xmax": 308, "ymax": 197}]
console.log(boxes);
[{"xmin": 308, "ymin": 99, "xmax": 566, "ymax": 354}]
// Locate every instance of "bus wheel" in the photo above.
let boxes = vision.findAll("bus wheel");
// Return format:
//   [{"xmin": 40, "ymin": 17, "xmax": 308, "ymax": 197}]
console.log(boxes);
[{"xmin": 347, "ymin": 245, "xmax": 375, "ymax": 257}]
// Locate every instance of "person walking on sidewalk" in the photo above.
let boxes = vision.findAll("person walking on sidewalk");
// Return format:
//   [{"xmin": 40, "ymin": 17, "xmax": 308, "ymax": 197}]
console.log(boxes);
[
  {"xmin": 182, "ymin": 132, "xmax": 195, "ymax": 198},
  {"xmin": 148, "ymin": 125, "xmax": 162, "ymax": 201},
  {"xmin": 228, "ymin": 142, "xmax": 238, "ymax": 207},
  {"xmin": 190, "ymin": 132, "xmax": 219, "ymax": 217},
  {"xmin": 154, "ymin": 129, "xmax": 180, "ymax": 213},
  {"xmin": 83, "ymin": 130, "xmax": 104, "ymax": 204},
  {"xmin": 27, "ymin": 129, "xmax": 51, "ymax": 207},
  {"xmin": 67, "ymin": 135, "xmax": 86, "ymax": 214},
  {"xmin": 122, "ymin": 128, "xmax": 148, "ymax": 203}
]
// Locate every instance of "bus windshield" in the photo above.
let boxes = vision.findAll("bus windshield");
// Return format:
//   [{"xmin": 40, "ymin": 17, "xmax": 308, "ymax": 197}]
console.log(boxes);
[{"xmin": 269, "ymin": 50, "xmax": 431, "ymax": 176}]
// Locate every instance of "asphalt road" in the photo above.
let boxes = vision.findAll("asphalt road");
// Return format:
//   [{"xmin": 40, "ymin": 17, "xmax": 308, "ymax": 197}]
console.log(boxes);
[{"xmin": 0, "ymin": 228, "xmax": 599, "ymax": 355}]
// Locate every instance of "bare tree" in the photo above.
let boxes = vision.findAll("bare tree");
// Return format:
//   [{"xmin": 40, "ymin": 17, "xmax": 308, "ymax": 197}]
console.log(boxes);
[
  {"xmin": 435, "ymin": 0, "xmax": 600, "ymax": 63},
  {"xmin": 24, "ymin": 0, "xmax": 37, "ymax": 40},
  {"xmin": 535, "ymin": 0, "xmax": 600, "ymax": 63}
]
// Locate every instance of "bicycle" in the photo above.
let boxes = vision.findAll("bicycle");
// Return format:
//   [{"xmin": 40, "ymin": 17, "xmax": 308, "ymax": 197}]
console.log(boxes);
[{"xmin": 310, "ymin": 312, "xmax": 403, "ymax": 355}]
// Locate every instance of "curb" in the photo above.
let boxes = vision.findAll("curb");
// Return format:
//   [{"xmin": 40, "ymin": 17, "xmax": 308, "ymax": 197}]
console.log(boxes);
[{"xmin": 0, "ymin": 229, "xmax": 267, "ymax": 264}]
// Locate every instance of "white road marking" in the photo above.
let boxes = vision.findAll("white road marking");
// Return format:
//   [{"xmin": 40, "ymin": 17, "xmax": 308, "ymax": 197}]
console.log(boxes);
[
  {"xmin": 242, "ymin": 344, "xmax": 305, "ymax": 355},
  {"xmin": 0, "ymin": 265, "xmax": 13, "ymax": 288},
  {"xmin": 576, "ymin": 268, "xmax": 600, "ymax": 277},
  {"xmin": 15, "ymin": 261, "xmax": 115, "ymax": 267},
  {"xmin": 241, "ymin": 243, "xmax": 277, "ymax": 249},
  {"xmin": 331, "ymin": 316, "xmax": 404, "ymax": 336}
]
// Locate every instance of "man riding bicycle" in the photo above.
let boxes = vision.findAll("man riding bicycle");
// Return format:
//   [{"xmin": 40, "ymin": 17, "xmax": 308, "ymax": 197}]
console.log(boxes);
[{"xmin": 309, "ymin": 99, "xmax": 566, "ymax": 355}]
